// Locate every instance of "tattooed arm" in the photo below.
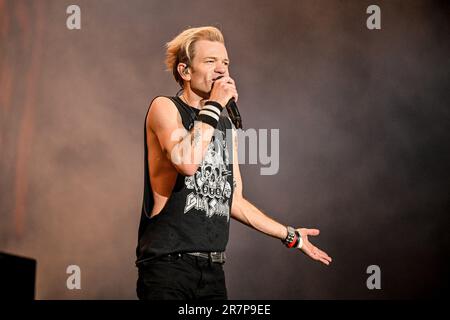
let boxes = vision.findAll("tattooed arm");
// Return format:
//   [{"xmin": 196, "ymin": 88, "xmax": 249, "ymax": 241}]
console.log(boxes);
[{"xmin": 147, "ymin": 97, "xmax": 215, "ymax": 176}]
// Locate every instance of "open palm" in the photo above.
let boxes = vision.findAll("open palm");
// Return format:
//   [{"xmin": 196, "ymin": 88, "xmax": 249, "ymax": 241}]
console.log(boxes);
[{"xmin": 296, "ymin": 228, "xmax": 333, "ymax": 266}]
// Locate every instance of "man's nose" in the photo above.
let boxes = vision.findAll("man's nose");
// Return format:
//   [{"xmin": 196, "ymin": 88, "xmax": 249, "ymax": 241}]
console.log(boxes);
[{"xmin": 215, "ymin": 63, "xmax": 227, "ymax": 74}]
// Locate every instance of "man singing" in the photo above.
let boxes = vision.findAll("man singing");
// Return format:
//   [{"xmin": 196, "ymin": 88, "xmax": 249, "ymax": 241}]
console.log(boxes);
[{"xmin": 136, "ymin": 26, "xmax": 332, "ymax": 300}]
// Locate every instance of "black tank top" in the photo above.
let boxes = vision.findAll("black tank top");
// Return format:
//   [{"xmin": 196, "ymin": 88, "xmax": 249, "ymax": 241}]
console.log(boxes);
[{"xmin": 136, "ymin": 95, "xmax": 234, "ymax": 265}]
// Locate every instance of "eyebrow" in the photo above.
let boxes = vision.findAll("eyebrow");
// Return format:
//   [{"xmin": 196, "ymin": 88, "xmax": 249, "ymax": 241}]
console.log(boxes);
[{"xmin": 203, "ymin": 57, "xmax": 230, "ymax": 63}]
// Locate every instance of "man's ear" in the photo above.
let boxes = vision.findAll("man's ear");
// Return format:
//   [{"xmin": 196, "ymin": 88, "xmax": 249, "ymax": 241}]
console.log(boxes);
[{"xmin": 177, "ymin": 63, "xmax": 191, "ymax": 81}]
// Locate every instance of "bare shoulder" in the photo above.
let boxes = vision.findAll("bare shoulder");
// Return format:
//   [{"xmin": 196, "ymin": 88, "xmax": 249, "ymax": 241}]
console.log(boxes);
[{"xmin": 146, "ymin": 96, "xmax": 180, "ymax": 133}]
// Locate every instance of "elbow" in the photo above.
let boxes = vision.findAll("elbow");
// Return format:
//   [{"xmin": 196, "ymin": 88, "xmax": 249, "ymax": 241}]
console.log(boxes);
[
  {"xmin": 176, "ymin": 163, "xmax": 199, "ymax": 177},
  {"xmin": 169, "ymin": 149, "xmax": 199, "ymax": 176},
  {"xmin": 231, "ymin": 195, "xmax": 244, "ymax": 214}
]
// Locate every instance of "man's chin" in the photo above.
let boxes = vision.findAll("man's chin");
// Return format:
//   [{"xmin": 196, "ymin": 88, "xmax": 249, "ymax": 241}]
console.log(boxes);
[{"xmin": 190, "ymin": 87, "xmax": 208, "ymax": 99}]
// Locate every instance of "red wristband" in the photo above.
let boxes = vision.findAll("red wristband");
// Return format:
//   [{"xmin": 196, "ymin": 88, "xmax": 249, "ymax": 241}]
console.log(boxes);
[{"xmin": 286, "ymin": 233, "xmax": 298, "ymax": 248}]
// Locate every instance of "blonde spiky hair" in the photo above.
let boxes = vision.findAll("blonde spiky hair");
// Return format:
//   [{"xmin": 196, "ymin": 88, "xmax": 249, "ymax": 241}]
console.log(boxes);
[{"xmin": 165, "ymin": 26, "xmax": 225, "ymax": 87}]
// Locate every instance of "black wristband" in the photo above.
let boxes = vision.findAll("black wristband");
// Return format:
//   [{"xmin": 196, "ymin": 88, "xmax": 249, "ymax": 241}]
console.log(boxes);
[
  {"xmin": 204, "ymin": 100, "xmax": 224, "ymax": 112},
  {"xmin": 197, "ymin": 100, "xmax": 224, "ymax": 128}
]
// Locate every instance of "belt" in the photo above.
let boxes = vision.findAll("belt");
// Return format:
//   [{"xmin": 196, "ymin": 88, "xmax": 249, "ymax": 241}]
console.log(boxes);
[{"xmin": 185, "ymin": 251, "xmax": 226, "ymax": 264}]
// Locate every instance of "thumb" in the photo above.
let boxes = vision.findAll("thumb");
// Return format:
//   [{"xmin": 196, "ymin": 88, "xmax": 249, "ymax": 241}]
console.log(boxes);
[{"xmin": 306, "ymin": 229, "xmax": 320, "ymax": 236}]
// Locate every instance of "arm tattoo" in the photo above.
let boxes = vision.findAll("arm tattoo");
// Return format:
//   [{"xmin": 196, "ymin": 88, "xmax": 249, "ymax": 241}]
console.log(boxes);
[
  {"xmin": 191, "ymin": 126, "xmax": 201, "ymax": 147},
  {"xmin": 233, "ymin": 177, "xmax": 237, "ymax": 189}
]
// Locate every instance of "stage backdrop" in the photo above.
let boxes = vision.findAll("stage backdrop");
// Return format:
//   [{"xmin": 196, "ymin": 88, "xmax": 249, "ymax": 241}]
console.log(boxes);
[{"xmin": 1, "ymin": 0, "xmax": 449, "ymax": 299}]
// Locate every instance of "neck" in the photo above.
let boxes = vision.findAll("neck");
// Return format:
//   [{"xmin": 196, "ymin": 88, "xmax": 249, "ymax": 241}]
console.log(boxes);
[{"xmin": 180, "ymin": 86, "xmax": 209, "ymax": 110}]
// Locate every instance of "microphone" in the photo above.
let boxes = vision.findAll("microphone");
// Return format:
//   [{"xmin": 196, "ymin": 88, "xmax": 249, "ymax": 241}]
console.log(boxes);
[
  {"xmin": 225, "ymin": 98, "xmax": 243, "ymax": 129},
  {"xmin": 213, "ymin": 76, "xmax": 243, "ymax": 129}
]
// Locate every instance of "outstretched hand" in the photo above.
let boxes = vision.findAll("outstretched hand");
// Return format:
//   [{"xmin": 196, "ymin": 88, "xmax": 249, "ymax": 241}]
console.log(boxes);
[{"xmin": 297, "ymin": 228, "xmax": 332, "ymax": 266}]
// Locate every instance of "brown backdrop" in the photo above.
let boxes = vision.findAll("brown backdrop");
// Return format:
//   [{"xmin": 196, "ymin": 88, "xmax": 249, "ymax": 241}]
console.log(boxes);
[{"xmin": 1, "ymin": 0, "xmax": 449, "ymax": 299}]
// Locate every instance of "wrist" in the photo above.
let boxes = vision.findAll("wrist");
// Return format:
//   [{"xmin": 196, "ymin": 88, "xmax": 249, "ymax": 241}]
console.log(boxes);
[
  {"xmin": 203, "ymin": 100, "xmax": 224, "ymax": 112},
  {"xmin": 207, "ymin": 97, "xmax": 227, "ymax": 108},
  {"xmin": 281, "ymin": 226, "xmax": 303, "ymax": 249},
  {"xmin": 281, "ymin": 226, "xmax": 288, "ymax": 241},
  {"xmin": 198, "ymin": 100, "xmax": 224, "ymax": 128},
  {"xmin": 282, "ymin": 226, "xmax": 296, "ymax": 248}
]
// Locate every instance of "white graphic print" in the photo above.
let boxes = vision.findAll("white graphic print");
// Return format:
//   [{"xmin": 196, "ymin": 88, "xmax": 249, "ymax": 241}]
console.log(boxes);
[{"xmin": 184, "ymin": 130, "xmax": 232, "ymax": 221}]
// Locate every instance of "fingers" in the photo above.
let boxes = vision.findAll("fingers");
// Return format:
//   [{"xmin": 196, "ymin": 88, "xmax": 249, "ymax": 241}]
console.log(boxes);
[
  {"xmin": 317, "ymin": 248, "xmax": 332, "ymax": 265},
  {"xmin": 302, "ymin": 243, "xmax": 333, "ymax": 266},
  {"xmin": 310, "ymin": 244, "xmax": 330, "ymax": 260},
  {"xmin": 211, "ymin": 76, "xmax": 238, "ymax": 106},
  {"xmin": 297, "ymin": 228, "xmax": 320, "ymax": 237},
  {"xmin": 296, "ymin": 228, "xmax": 332, "ymax": 266},
  {"xmin": 216, "ymin": 76, "xmax": 235, "ymax": 86},
  {"xmin": 318, "ymin": 248, "xmax": 332, "ymax": 263},
  {"xmin": 307, "ymin": 229, "xmax": 320, "ymax": 236},
  {"xmin": 311, "ymin": 250, "xmax": 331, "ymax": 266},
  {"xmin": 231, "ymin": 89, "xmax": 238, "ymax": 102}
]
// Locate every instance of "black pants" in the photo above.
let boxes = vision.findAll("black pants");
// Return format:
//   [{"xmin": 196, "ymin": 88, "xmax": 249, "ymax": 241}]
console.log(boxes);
[{"xmin": 136, "ymin": 253, "xmax": 228, "ymax": 300}]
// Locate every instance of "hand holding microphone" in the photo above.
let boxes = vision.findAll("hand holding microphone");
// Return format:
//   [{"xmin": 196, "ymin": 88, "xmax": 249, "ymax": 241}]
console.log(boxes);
[{"xmin": 209, "ymin": 76, "xmax": 243, "ymax": 129}]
